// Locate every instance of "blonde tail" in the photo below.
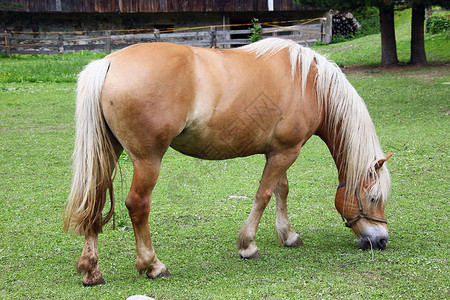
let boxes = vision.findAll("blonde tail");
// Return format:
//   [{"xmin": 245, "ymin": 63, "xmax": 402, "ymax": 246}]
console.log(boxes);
[{"xmin": 64, "ymin": 59, "xmax": 115, "ymax": 235}]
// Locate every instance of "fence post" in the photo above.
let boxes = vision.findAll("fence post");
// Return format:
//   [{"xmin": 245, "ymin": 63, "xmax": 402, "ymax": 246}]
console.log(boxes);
[
  {"xmin": 154, "ymin": 29, "xmax": 160, "ymax": 42},
  {"xmin": 321, "ymin": 11, "xmax": 332, "ymax": 44},
  {"xmin": 57, "ymin": 33, "xmax": 64, "ymax": 54},
  {"xmin": 104, "ymin": 30, "xmax": 111, "ymax": 54},
  {"xmin": 210, "ymin": 26, "xmax": 217, "ymax": 48},
  {"xmin": 4, "ymin": 30, "xmax": 11, "ymax": 57}
]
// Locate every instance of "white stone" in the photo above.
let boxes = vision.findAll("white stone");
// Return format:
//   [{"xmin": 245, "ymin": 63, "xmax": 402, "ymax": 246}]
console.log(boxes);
[{"xmin": 126, "ymin": 296, "xmax": 155, "ymax": 300}]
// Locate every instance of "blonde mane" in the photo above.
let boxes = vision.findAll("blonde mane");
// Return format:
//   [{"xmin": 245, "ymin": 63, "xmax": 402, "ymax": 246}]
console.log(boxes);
[{"xmin": 240, "ymin": 38, "xmax": 391, "ymax": 203}]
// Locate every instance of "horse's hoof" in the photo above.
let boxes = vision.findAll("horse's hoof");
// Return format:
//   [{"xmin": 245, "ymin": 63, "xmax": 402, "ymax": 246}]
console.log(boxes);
[
  {"xmin": 282, "ymin": 232, "xmax": 304, "ymax": 248},
  {"xmin": 155, "ymin": 269, "xmax": 172, "ymax": 278},
  {"xmin": 82, "ymin": 276, "xmax": 106, "ymax": 286},
  {"xmin": 238, "ymin": 241, "xmax": 261, "ymax": 259},
  {"xmin": 239, "ymin": 245, "xmax": 262, "ymax": 259},
  {"xmin": 241, "ymin": 250, "xmax": 262, "ymax": 259},
  {"xmin": 146, "ymin": 268, "xmax": 171, "ymax": 279},
  {"xmin": 285, "ymin": 237, "xmax": 304, "ymax": 248}
]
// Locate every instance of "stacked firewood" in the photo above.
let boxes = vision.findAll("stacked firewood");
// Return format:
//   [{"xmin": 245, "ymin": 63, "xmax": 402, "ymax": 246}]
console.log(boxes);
[{"xmin": 332, "ymin": 12, "xmax": 361, "ymax": 36}]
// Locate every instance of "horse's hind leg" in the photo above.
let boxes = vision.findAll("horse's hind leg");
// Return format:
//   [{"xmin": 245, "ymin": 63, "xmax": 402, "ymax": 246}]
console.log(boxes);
[
  {"xmin": 126, "ymin": 158, "xmax": 170, "ymax": 279},
  {"xmin": 77, "ymin": 233, "xmax": 105, "ymax": 286},
  {"xmin": 275, "ymin": 172, "xmax": 304, "ymax": 247},
  {"xmin": 77, "ymin": 143, "xmax": 122, "ymax": 286},
  {"xmin": 238, "ymin": 148, "xmax": 300, "ymax": 258}
]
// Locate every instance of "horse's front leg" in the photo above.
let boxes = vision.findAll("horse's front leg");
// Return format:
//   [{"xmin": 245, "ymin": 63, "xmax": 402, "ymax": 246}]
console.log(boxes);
[
  {"xmin": 126, "ymin": 159, "xmax": 171, "ymax": 279},
  {"xmin": 275, "ymin": 172, "xmax": 304, "ymax": 247},
  {"xmin": 238, "ymin": 149, "xmax": 300, "ymax": 258},
  {"xmin": 77, "ymin": 233, "xmax": 105, "ymax": 286}
]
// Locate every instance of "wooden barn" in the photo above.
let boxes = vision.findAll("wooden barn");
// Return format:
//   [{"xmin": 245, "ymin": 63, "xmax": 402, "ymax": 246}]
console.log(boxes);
[{"xmin": 1, "ymin": 1, "xmax": 330, "ymax": 54}]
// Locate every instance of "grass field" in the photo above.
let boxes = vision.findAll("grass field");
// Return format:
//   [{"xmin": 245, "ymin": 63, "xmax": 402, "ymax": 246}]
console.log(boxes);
[{"xmin": 0, "ymin": 9, "xmax": 449, "ymax": 299}]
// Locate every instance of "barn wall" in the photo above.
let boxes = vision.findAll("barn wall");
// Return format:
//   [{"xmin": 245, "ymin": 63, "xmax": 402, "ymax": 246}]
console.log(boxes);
[{"xmin": 1, "ymin": 0, "xmax": 315, "ymax": 13}]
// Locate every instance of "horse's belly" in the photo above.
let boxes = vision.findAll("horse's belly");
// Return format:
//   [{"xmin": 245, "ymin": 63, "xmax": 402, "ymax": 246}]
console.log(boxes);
[{"xmin": 170, "ymin": 122, "xmax": 270, "ymax": 160}]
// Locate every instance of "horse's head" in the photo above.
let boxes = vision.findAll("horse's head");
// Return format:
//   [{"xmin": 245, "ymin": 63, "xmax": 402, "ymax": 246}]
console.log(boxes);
[{"xmin": 334, "ymin": 153, "xmax": 392, "ymax": 250}]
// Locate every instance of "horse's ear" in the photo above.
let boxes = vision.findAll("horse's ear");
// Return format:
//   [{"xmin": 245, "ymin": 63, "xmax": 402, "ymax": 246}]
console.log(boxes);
[{"xmin": 375, "ymin": 153, "xmax": 393, "ymax": 171}]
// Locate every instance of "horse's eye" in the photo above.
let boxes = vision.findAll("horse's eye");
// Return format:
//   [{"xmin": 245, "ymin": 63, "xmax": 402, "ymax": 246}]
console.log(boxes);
[{"xmin": 369, "ymin": 196, "xmax": 379, "ymax": 204}]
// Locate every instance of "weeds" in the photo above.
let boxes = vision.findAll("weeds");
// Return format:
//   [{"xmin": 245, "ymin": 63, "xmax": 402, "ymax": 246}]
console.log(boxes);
[
  {"xmin": 426, "ymin": 15, "xmax": 450, "ymax": 34},
  {"xmin": 249, "ymin": 18, "xmax": 263, "ymax": 43}
]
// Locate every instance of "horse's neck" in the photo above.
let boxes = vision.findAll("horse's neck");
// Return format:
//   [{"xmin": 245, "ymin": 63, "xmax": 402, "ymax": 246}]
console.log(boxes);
[
  {"xmin": 318, "ymin": 130, "xmax": 347, "ymax": 184},
  {"xmin": 317, "ymin": 105, "xmax": 382, "ymax": 192},
  {"xmin": 312, "ymin": 54, "xmax": 385, "ymax": 193}
]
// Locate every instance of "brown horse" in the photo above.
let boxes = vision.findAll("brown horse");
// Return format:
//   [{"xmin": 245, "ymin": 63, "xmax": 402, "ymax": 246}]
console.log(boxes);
[{"xmin": 64, "ymin": 38, "xmax": 392, "ymax": 286}]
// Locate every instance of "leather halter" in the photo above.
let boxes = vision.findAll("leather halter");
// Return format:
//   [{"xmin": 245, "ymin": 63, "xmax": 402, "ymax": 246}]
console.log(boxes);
[{"xmin": 337, "ymin": 182, "xmax": 388, "ymax": 228}]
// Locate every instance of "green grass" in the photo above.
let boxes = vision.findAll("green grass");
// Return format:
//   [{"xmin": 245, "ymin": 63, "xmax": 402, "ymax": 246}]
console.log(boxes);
[
  {"xmin": 313, "ymin": 8, "xmax": 450, "ymax": 66},
  {"xmin": 0, "ymin": 51, "xmax": 106, "ymax": 83},
  {"xmin": 0, "ymin": 9, "xmax": 449, "ymax": 299}
]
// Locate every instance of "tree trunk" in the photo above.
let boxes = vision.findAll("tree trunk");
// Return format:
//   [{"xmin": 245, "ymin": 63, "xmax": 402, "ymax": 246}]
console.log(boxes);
[
  {"xmin": 379, "ymin": 3, "xmax": 399, "ymax": 66},
  {"xmin": 410, "ymin": 2, "xmax": 427, "ymax": 65}
]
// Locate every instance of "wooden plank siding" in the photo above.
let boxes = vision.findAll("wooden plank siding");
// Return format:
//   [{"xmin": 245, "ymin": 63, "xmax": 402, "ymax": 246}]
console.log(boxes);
[{"xmin": 1, "ymin": 0, "xmax": 314, "ymax": 13}]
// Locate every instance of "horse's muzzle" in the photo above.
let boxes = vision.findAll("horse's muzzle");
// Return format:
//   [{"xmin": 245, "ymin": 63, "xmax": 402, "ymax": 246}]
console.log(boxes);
[{"xmin": 358, "ymin": 234, "xmax": 388, "ymax": 250}]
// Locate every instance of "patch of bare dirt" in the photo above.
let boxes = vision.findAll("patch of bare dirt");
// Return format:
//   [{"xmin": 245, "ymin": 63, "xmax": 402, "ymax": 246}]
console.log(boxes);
[{"xmin": 341, "ymin": 62, "xmax": 450, "ymax": 80}]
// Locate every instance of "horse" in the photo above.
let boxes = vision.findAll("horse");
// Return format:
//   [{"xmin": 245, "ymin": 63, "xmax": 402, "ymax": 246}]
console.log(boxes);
[{"xmin": 63, "ymin": 38, "xmax": 392, "ymax": 286}]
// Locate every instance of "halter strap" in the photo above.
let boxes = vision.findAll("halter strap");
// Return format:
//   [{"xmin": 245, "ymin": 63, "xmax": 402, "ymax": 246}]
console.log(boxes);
[
  {"xmin": 337, "ymin": 182, "xmax": 387, "ymax": 228},
  {"xmin": 337, "ymin": 182, "xmax": 347, "ymax": 189}
]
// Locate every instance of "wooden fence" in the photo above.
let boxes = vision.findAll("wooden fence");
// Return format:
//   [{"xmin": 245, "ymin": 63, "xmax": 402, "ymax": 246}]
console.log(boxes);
[{"xmin": 1, "ymin": 19, "xmax": 328, "ymax": 55}]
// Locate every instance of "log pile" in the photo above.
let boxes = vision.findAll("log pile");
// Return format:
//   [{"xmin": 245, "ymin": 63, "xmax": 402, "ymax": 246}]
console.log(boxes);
[{"xmin": 332, "ymin": 12, "xmax": 361, "ymax": 36}]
